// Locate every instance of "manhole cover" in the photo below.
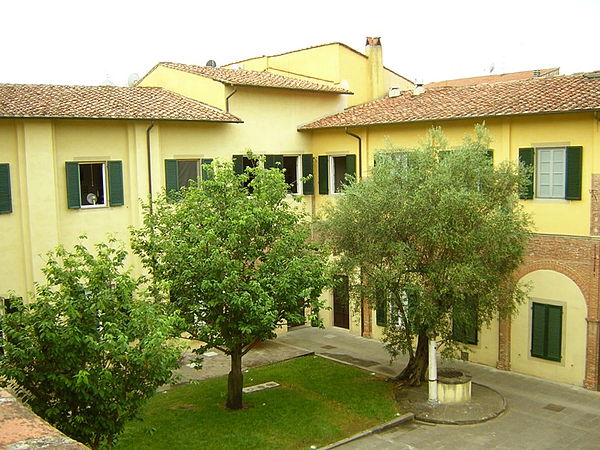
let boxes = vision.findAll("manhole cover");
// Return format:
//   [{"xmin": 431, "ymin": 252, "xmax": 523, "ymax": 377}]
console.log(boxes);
[{"xmin": 544, "ymin": 403, "xmax": 565, "ymax": 412}]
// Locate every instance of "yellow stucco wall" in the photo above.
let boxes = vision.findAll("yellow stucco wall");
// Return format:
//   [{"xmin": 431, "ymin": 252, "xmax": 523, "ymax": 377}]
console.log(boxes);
[
  {"xmin": 513, "ymin": 270, "xmax": 587, "ymax": 386},
  {"xmin": 138, "ymin": 65, "xmax": 227, "ymax": 110},
  {"xmin": 309, "ymin": 113, "xmax": 598, "ymax": 236}
]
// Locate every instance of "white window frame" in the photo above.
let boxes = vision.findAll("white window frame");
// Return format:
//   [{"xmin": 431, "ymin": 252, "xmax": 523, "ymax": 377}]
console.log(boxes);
[
  {"xmin": 536, "ymin": 147, "xmax": 566, "ymax": 199},
  {"xmin": 79, "ymin": 162, "xmax": 107, "ymax": 209}
]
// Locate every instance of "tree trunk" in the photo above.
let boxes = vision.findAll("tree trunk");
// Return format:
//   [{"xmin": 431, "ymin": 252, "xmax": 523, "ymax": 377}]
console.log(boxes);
[
  {"xmin": 395, "ymin": 331, "xmax": 429, "ymax": 386},
  {"xmin": 226, "ymin": 346, "xmax": 244, "ymax": 410}
]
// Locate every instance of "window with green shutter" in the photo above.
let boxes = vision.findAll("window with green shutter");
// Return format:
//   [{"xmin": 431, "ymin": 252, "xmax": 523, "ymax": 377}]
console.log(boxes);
[
  {"xmin": 65, "ymin": 161, "xmax": 124, "ymax": 209},
  {"xmin": 318, "ymin": 154, "xmax": 357, "ymax": 194},
  {"xmin": 0, "ymin": 163, "xmax": 12, "ymax": 214},
  {"xmin": 165, "ymin": 159, "xmax": 214, "ymax": 192},
  {"xmin": 519, "ymin": 146, "xmax": 582, "ymax": 201},
  {"xmin": 531, "ymin": 302, "xmax": 562, "ymax": 362},
  {"xmin": 302, "ymin": 154, "xmax": 314, "ymax": 195}
]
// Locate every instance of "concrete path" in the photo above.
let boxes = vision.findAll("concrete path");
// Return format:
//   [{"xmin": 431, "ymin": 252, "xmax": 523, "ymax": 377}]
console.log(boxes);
[{"xmin": 277, "ymin": 326, "xmax": 600, "ymax": 450}]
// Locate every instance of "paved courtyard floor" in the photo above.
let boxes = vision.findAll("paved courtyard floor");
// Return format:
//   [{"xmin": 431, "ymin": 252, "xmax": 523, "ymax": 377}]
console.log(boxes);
[{"xmin": 277, "ymin": 326, "xmax": 600, "ymax": 450}]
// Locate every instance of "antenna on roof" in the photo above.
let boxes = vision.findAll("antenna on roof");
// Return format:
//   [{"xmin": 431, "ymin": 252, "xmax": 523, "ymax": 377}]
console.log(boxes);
[
  {"xmin": 206, "ymin": 60, "xmax": 217, "ymax": 68},
  {"xmin": 127, "ymin": 73, "xmax": 140, "ymax": 87}
]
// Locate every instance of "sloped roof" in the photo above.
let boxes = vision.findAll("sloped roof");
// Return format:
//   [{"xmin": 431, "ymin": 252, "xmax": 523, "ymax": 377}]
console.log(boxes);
[
  {"xmin": 0, "ymin": 84, "xmax": 242, "ymax": 122},
  {"xmin": 426, "ymin": 68, "xmax": 560, "ymax": 88},
  {"xmin": 300, "ymin": 73, "xmax": 600, "ymax": 130},
  {"xmin": 156, "ymin": 62, "xmax": 352, "ymax": 94}
]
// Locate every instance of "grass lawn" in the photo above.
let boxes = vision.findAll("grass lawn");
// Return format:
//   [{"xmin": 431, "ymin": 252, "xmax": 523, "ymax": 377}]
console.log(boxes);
[{"xmin": 115, "ymin": 355, "xmax": 400, "ymax": 449}]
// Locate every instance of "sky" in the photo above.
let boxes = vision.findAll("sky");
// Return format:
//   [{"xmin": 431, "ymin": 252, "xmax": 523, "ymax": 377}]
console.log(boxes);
[{"xmin": 2, "ymin": 0, "xmax": 598, "ymax": 87}]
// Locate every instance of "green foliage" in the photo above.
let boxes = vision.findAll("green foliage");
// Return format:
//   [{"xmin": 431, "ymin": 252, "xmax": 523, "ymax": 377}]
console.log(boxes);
[
  {"xmin": 321, "ymin": 125, "xmax": 531, "ymax": 363},
  {"xmin": 0, "ymin": 239, "xmax": 181, "ymax": 449},
  {"xmin": 116, "ymin": 356, "xmax": 398, "ymax": 449},
  {"xmin": 131, "ymin": 154, "xmax": 329, "ymax": 407}
]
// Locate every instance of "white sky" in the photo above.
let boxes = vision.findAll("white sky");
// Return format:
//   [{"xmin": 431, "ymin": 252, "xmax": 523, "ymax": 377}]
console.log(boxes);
[{"xmin": 2, "ymin": 0, "xmax": 599, "ymax": 86}]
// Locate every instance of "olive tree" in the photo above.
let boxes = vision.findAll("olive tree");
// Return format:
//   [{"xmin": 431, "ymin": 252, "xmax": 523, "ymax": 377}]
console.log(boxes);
[
  {"xmin": 131, "ymin": 156, "xmax": 329, "ymax": 409},
  {"xmin": 0, "ymin": 239, "xmax": 181, "ymax": 449},
  {"xmin": 320, "ymin": 125, "xmax": 531, "ymax": 385}
]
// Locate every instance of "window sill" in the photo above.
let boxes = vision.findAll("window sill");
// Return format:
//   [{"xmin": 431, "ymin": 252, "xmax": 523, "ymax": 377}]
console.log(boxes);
[{"xmin": 80, "ymin": 204, "xmax": 108, "ymax": 209}]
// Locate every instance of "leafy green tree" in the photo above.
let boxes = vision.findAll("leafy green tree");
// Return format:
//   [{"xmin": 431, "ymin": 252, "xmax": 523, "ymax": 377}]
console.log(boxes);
[
  {"xmin": 131, "ymin": 156, "xmax": 329, "ymax": 410},
  {"xmin": 320, "ymin": 125, "xmax": 531, "ymax": 385},
  {"xmin": 0, "ymin": 239, "xmax": 181, "ymax": 449}
]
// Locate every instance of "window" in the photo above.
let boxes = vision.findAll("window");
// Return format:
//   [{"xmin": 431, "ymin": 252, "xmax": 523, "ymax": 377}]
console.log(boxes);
[
  {"xmin": 519, "ymin": 146, "xmax": 582, "ymax": 200},
  {"xmin": 317, "ymin": 154, "xmax": 356, "ymax": 195},
  {"xmin": 66, "ymin": 161, "xmax": 124, "ymax": 209},
  {"xmin": 531, "ymin": 302, "xmax": 562, "ymax": 362},
  {"xmin": 246, "ymin": 154, "xmax": 314, "ymax": 195},
  {"xmin": 452, "ymin": 308, "xmax": 478, "ymax": 345},
  {"xmin": 0, "ymin": 163, "xmax": 12, "ymax": 214},
  {"xmin": 165, "ymin": 159, "xmax": 213, "ymax": 193}
]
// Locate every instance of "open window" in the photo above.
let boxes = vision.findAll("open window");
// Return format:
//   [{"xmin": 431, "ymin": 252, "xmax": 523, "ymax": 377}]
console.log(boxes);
[
  {"xmin": 317, "ymin": 154, "xmax": 356, "ymax": 195},
  {"xmin": 66, "ymin": 161, "xmax": 124, "ymax": 209},
  {"xmin": 519, "ymin": 146, "xmax": 582, "ymax": 200},
  {"xmin": 165, "ymin": 159, "xmax": 213, "ymax": 193}
]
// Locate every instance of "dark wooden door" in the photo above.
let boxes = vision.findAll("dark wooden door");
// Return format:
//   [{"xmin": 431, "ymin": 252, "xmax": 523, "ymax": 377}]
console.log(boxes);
[{"xmin": 333, "ymin": 276, "xmax": 350, "ymax": 329}]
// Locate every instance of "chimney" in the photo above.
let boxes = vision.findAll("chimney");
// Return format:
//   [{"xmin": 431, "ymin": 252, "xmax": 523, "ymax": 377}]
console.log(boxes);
[
  {"xmin": 366, "ymin": 37, "xmax": 384, "ymax": 100},
  {"xmin": 413, "ymin": 83, "xmax": 425, "ymax": 95}
]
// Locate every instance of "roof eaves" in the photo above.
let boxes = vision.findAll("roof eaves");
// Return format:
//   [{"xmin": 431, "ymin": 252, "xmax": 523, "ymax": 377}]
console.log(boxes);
[{"xmin": 299, "ymin": 108, "xmax": 600, "ymax": 130}]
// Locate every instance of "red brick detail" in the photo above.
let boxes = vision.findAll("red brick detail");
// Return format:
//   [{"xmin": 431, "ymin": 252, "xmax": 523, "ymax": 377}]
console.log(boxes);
[
  {"xmin": 513, "ymin": 234, "xmax": 600, "ymax": 391},
  {"xmin": 497, "ymin": 315, "xmax": 512, "ymax": 370},
  {"xmin": 362, "ymin": 298, "xmax": 372, "ymax": 338},
  {"xmin": 590, "ymin": 174, "xmax": 600, "ymax": 236}
]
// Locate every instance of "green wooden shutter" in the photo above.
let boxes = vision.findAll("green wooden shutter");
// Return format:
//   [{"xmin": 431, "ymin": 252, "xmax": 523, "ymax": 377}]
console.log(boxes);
[
  {"xmin": 519, "ymin": 148, "xmax": 534, "ymax": 199},
  {"xmin": 487, "ymin": 149, "xmax": 494, "ymax": 164},
  {"xmin": 165, "ymin": 160, "xmax": 179, "ymax": 193},
  {"xmin": 546, "ymin": 305, "xmax": 562, "ymax": 361},
  {"xmin": 232, "ymin": 155, "xmax": 244, "ymax": 175},
  {"xmin": 265, "ymin": 154, "xmax": 284, "ymax": 169},
  {"xmin": 107, "ymin": 161, "xmax": 124, "ymax": 206},
  {"xmin": 531, "ymin": 302, "xmax": 546, "ymax": 358},
  {"xmin": 565, "ymin": 146, "xmax": 582, "ymax": 200},
  {"xmin": 302, "ymin": 154, "xmax": 314, "ymax": 195},
  {"xmin": 0, "ymin": 164, "xmax": 12, "ymax": 214},
  {"xmin": 201, "ymin": 158, "xmax": 214, "ymax": 181},
  {"xmin": 318, "ymin": 156, "xmax": 329, "ymax": 195},
  {"xmin": 345, "ymin": 154, "xmax": 356, "ymax": 179},
  {"xmin": 65, "ymin": 162, "xmax": 81, "ymax": 209}
]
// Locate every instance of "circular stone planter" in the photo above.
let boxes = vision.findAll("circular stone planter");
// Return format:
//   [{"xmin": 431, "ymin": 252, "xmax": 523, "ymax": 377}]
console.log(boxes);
[{"xmin": 437, "ymin": 369, "xmax": 472, "ymax": 404}]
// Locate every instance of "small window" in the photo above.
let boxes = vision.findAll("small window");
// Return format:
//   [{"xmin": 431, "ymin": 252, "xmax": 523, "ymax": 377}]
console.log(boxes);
[
  {"xmin": 536, "ymin": 148, "xmax": 565, "ymax": 198},
  {"xmin": 79, "ymin": 163, "xmax": 106, "ymax": 207},
  {"xmin": 531, "ymin": 302, "xmax": 562, "ymax": 362},
  {"xmin": 0, "ymin": 163, "xmax": 12, "ymax": 214},
  {"xmin": 66, "ymin": 161, "xmax": 124, "ymax": 209},
  {"xmin": 318, "ymin": 155, "xmax": 356, "ymax": 195}
]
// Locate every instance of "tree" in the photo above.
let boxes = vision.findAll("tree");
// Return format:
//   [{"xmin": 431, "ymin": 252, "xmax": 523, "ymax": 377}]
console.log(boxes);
[
  {"xmin": 131, "ymin": 156, "xmax": 329, "ymax": 410},
  {"xmin": 320, "ymin": 125, "xmax": 531, "ymax": 385},
  {"xmin": 0, "ymin": 239, "xmax": 181, "ymax": 449}
]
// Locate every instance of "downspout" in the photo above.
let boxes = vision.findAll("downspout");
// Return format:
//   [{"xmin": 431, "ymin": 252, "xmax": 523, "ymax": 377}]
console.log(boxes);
[
  {"xmin": 146, "ymin": 121, "xmax": 155, "ymax": 214},
  {"xmin": 345, "ymin": 127, "xmax": 368, "ymax": 337},
  {"xmin": 225, "ymin": 86, "xmax": 238, "ymax": 113},
  {"xmin": 344, "ymin": 127, "xmax": 362, "ymax": 179}
]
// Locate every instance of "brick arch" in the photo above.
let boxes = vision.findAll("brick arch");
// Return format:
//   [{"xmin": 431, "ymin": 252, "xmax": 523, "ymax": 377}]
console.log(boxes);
[{"xmin": 514, "ymin": 259, "xmax": 590, "ymax": 310}]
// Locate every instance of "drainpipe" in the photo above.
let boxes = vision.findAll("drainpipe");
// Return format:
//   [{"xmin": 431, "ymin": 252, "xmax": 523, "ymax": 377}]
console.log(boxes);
[
  {"xmin": 146, "ymin": 121, "xmax": 155, "ymax": 214},
  {"xmin": 225, "ymin": 86, "xmax": 238, "ymax": 113},
  {"xmin": 344, "ymin": 127, "xmax": 362, "ymax": 179},
  {"xmin": 345, "ymin": 127, "xmax": 367, "ymax": 336}
]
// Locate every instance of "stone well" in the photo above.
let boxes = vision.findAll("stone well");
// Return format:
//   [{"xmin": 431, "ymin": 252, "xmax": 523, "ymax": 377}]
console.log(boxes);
[{"xmin": 437, "ymin": 369, "xmax": 472, "ymax": 404}]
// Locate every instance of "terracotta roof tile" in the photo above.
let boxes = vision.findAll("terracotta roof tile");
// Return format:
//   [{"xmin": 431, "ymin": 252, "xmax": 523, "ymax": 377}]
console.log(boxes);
[
  {"xmin": 300, "ymin": 73, "xmax": 600, "ymax": 130},
  {"xmin": 157, "ymin": 62, "xmax": 352, "ymax": 94},
  {"xmin": 426, "ymin": 68, "xmax": 559, "ymax": 88},
  {"xmin": 0, "ymin": 84, "xmax": 242, "ymax": 122}
]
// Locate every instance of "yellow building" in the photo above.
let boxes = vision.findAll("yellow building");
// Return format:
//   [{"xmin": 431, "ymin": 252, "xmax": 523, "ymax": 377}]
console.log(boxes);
[
  {"xmin": 1, "ymin": 37, "xmax": 599, "ymax": 391},
  {"xmin": 301, "ymin": 72, "xmax": 600, "ymax": 391}
]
